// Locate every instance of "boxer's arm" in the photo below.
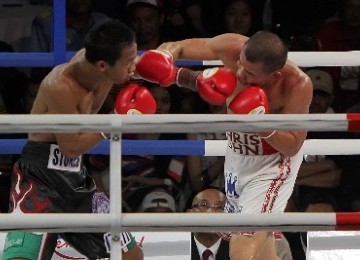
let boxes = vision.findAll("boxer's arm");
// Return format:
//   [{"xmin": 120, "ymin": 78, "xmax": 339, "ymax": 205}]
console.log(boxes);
[
  {"xmin": 262, "ymin": 78, "xmax": 313, "ymax": 157},
  {"xmin": 47, "ymin": 82, "xmax": 106, "ymax": 158},
  {"xmin": 157, "ymin": 33, "xmax": 247, "ymax": 61},
  {"xmin": 135, "ymin": 49, "xmax": 236, "ymax": 105}
]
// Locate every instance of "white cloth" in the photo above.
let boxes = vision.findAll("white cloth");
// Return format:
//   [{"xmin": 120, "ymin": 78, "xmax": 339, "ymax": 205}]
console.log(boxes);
[{"xmin": 224, "ymin": 131, "xmax": 303, "ymax": 214}]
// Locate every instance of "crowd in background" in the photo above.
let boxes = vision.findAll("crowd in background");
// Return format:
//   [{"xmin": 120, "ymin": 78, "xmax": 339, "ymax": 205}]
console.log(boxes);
[{"xmin": 0, "ymin": 0, "xmax": 360, "ymax": 259}]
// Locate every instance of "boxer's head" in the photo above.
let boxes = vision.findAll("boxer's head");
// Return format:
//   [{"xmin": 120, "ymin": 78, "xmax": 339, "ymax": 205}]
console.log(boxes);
[
  {"xmin": 237, "ymin": 31, "xmax": 288, "ymax": 87},
  {"xmin": 84, "ymin": 20, "xmax": 137, "ymax": 84}
]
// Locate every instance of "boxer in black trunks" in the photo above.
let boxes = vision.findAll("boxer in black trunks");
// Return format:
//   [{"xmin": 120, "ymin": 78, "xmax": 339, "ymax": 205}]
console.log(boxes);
[{"xmin": 2, "ymin": 19, "xmax": 148, "ymax": 260}]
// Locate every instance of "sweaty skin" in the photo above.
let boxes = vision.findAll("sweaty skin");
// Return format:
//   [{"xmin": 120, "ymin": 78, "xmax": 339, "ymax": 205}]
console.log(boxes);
[
  {"xmin": 30, "ymin": 45, "xmax": 137, "ymax": 158},
  {"xmin": 157, "ymin": 32, "xmax": 312, "ymax": 260},
  {"xmin": 158, "ymin": 33, "xmax": 313, "ymax": 156}
]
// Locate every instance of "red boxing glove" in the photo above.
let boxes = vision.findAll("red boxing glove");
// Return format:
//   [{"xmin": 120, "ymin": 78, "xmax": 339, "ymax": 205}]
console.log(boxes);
[
  {"xmin": 196, "ymin": 67, "xmax": 237, "ymax": 105},
  {"xmin": 229, "ymin": 86, "xmax": 269, "ymax": 114},
  {"xmin": 114, "ymin": 84, "xmax": 156, "ymax": 115},
  {"xmin": 135, "ymin": 50, "xmax": 176, "ymax": 87}
]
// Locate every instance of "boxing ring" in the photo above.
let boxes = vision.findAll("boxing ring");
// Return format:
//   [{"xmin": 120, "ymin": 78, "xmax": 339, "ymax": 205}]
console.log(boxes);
[
  {"xmin": 0, "ymin": 115, "xmax": 360, "ymax": 259},
  {"xmin": 1, "ymin": 0, "xmax": 360, "ymax": 259}
]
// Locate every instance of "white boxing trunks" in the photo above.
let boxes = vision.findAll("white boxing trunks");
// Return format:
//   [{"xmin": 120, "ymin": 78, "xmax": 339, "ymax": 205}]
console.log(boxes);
[{"xmin": 224, "ymin": 131, "xmax": 303, "ymax": 214}]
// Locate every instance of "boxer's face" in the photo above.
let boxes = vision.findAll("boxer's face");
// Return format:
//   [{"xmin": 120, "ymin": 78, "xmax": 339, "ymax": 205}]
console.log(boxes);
[
  {"xmin": 236, "ymin": 51, "xmax": 272, "ymax": 87},
  {"xmin": 105, "ymin": 43, "xmax": 137, "ymax": 84}
]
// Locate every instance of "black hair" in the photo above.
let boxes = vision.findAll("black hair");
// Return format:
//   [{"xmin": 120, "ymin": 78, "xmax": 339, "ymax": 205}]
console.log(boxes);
[
  {"xmin": 244, "ymin": 30, "xmax": 288, "ymax": 73},
  {"xmin": 84, "ymin": 19, "xmax": 136, "ymax": 66}
]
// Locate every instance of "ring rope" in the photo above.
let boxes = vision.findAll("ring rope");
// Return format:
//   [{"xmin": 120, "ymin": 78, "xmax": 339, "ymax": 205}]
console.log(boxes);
[
  {"xmin": 0, "ymin": 139, "xmax": 359, "ymax": 155},
  {"xmin": 2, "ymin": 51, "xmax": 360, "ymax": 67},
  {"xmin": 0, "ymin": 212, "xmax": 359, "ymax": 233},
  {"xmin": 0, "ymin": 114, "xmax": 358, "ymax": 133},
  {"xmin": 0, "ymin": 109, "xmax": 358, "ymax": 259}
]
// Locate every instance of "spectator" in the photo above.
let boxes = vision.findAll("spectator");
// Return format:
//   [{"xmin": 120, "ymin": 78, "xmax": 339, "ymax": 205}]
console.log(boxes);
[
  {"xmin": 306, "ymin": 69, "xmax": 335, "ymax": 114},
  {"xmin": 188, "ymin": 187, "xmax": 294, "ymax": 259},
  {"xmin": 212, "ymin": 0, "xmax": 258, "ymax": 36},
  {"xmin": 125, "ymin": 0, "xmax": 168, "ymax": 50},
  {"xmin": 312, "ymin": 0, "xmax": 360, "ymax": 112},
  {"xmin": 183, "ymin": 0, "xmax": 208, "ymax": 37},
  {"xmin": 161, "ymin": 0, "xmax": 206, "ymax": 40},
  {"xmin": 28, "ymin": 0, "xmax": 109, "ymax": 52},
  {"xmin": 187, "ymin": 188, "xmax": 230, "ymax": 260},
  {"xmin": 137, "ymin": 187, "xmax": 176, "ymax": 212}
]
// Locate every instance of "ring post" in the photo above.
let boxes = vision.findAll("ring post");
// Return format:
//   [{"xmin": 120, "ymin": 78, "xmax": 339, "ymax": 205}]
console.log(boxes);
[{"xmin": 109, "ymin": 114, "xmax": 123, "ymax": 260}]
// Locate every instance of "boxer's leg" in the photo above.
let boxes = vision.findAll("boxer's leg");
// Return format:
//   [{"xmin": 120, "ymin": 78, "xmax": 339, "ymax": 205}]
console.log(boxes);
[{"xmin": 229, "ymin": 232, "xmax": 280, "ymax": 260}]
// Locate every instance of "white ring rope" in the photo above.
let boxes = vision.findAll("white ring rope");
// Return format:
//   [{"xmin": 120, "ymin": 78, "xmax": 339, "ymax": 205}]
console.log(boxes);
[
  {"xmin": 0, "ymin": 113, "xmax": 356, "ymax": 133},
  {"xmin": 205, "ymin": 139, "xmax": 360, "ymax": 156},
  {"xmin": 201, "ymin": 51, "xmax": 360, "ymax": 67},
  {"xmin": 0, "ymin": 212, "xmax": 357, "ymax": 233},
  {"xmin": 1, "ymin": 113, "xmax": 359, "ymax": 234}
]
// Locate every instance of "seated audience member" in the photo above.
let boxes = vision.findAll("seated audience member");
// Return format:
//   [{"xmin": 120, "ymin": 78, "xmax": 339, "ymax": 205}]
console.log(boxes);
[
  {"xmin": 311, "ymin": 0, "xmax": 360, "ymax": 112},
  {"xmin": 28, "ymin": 0, "xmax": 109, "ymax": 52},
  {"xmin": 305, "ymin": 69, "xmax": 335, "ymax": 113},
  {"xmin": 212, "ymin": 0, "xmax": 257, "ymax": 36},
  {"xmin": 125, "ymin": 0, "xmax": 167, "ymax": 50},
  {"xmin": 161, "ymin": 0, "xmax": 205, "ymax": 40},
  {"xmin": 187, "ymin": 187, "xmax": 293, "ymax": 260},
  {"xmin": 183, "ymin": 0, "xmax": 208, "ymax": 37},
  {"xmin": 187, "ymin": 188, "xmax": 230, "ymax": 260},
  {"xmin": 137, "ymin": 187, "xmax": 176, "ymax": 212}
]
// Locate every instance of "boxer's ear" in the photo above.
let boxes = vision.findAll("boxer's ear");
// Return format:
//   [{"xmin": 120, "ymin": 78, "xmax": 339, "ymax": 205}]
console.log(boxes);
[
  {"xmin": 95, "ymin": 60, "xmax": 106, "ymax": 71},
  {"xmin": 272, "ymin": 71, "xmax": 282, "ymax": 79}
]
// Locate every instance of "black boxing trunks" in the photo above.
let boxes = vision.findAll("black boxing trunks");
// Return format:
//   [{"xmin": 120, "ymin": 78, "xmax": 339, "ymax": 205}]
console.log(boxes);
[{"xmin": 5, "ymin": 140, "xmax": 112, "ymax": 259}]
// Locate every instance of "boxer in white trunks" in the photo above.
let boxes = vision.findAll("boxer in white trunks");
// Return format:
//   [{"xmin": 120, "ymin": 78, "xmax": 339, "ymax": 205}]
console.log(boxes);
[{"xmin": 134, "ymin": 31, "xmax": 313, "ymax": 260}]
